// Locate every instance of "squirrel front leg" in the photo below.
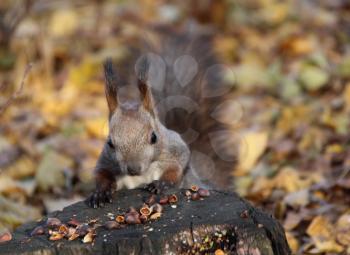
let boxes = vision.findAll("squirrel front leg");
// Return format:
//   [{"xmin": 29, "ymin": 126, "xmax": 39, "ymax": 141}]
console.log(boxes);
[
  {"xmin": 86, "ymin": 143, "xmax": 121, "ymax": 208},
  {"xmin": 145, "ymin": 160, "xmax": 186, "ymax": 194}
]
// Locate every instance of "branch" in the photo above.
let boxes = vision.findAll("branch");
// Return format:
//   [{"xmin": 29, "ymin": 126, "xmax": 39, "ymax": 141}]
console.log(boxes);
[{"xmin": 0, "ymin": 63, "xmax": 33, "ymax": 115}]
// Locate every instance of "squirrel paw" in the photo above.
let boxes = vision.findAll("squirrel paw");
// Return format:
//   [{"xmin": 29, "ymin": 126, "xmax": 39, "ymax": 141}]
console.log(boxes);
[
  {"xmin": 86, "ymin": 189, "xmax": 113, "ymax": 208},
  {"xmin": 145, "ymin": 180, "xmax": 174, "ymax": 194}
]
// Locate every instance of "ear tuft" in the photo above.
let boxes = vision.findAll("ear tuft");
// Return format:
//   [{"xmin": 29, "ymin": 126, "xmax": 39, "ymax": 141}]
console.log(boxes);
[{"xmin": 103, "ymin": 58, "xmax": 118, "ymax": 113}]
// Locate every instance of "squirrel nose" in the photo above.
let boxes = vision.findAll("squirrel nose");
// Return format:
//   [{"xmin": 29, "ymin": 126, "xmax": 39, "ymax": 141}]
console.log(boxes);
[{"xmin": 127, "ymin": 165, "xmax": 141, "ymax": 176}]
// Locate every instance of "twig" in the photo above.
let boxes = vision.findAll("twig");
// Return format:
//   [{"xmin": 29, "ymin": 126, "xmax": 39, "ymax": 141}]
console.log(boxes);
[{"xmin": 0, "ymin": 63, "xmax": 33, "ymax": 115}]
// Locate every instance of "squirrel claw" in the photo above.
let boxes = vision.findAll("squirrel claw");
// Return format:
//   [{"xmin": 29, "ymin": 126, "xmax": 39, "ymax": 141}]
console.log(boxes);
[
  {"xmin": 145, "ymin": 180, "xmax": 174, "ymax": 194},
  {"xmin": 86, "ymin": 189, "xmax": 113, "ymax": 208}
]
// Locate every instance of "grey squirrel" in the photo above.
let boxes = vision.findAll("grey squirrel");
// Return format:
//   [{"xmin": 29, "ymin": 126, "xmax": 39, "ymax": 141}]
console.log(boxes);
[{"xmin": 87, "ymin": 25, "xmax": 235, "ymax": 208}]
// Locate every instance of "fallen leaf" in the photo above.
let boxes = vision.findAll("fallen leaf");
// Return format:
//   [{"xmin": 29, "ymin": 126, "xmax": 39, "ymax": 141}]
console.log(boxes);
[
  {"xmin": 236, "ymin": 131, "xmax": 268, "ymax": 176},
  {"xmin": 307, "ymin": 215, "xmax": 343, "ymax": 253},
  {"xmin": 300, "ymin": 65, "xmax": 329, "ymax": 92},
  {"xmin": 49, "ymin": 9, "xmax": 78, "ymax": 37},
  {"xmin": 35, "ymin": 150, "xmax": 73, "ymax": 191},
  {"xmin": 285, "ymin": 232, "xmax": 299, "ymax": 254},
  {"xmin": 335, "ymin": 213, "xmax": 350, "ymax": 246},
  {"xmin": 284, "ymin": 212, "xmax": 303, "ymax": 231},
  {"xmin": 283, "ymin": 189, "xmax": 309, "ymax": 208}
]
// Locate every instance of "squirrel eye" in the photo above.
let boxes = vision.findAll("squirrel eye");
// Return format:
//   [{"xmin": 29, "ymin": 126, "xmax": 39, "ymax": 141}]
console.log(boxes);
[
  {"xmin": 150, "ymin": 132, "xmax": 157, "ymax": 144},
  {"xmin": 107, "ymin": 138, "xmax": 115, "ymax": 149}
]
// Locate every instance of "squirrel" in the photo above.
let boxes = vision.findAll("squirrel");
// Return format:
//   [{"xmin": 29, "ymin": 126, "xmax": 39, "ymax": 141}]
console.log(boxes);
[{"xmin": 86, "ymin": 25, "xmax": 236, "ymax": 208}]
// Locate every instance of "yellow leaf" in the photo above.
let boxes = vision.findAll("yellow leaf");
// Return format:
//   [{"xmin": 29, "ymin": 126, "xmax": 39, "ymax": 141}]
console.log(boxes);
[
  {"xmin": 2, "ymin": 156, "xmax": 36, "ymax": 179},
  {"xmin": 273, "ymin": 167, "xmax": 300, "ymax": 193},
  {"xmin": 68, "ymin": 58, "xmax": 100, "ymax": 88},
  {"xmin": 49, "ymin": 9, "xmax": 78, "ymax": 37},
  {"xmin": 276, "ymin": 106, "xmax": 311, "ymax": 135},
  {"xmin": 286, "ymin": 232, "xmax": 299, "ymax": 254},
  {"xmin": 325, "ymin": 144, "xmax": 344, "ymax": 154},
  {"xmin": 249, "ymin": 176, "xmax": 273, "ymax": 199},
  {"xmin": 236, "ymin": 131, "xmax": 268, "ymax": 176},
  {"xmin": 84, "ymin": 117, "xmax": 108, "ymax": 139},
  {"xmin": 336, "ymin": 214, "xmax": 350, "ymax": 246},
  {"xmin": 307, "ymin": 216, "xmax": 344, "ymax": 253},
  {"xmin": 259, "ymin": 3, "xmax": 289, "ymax": 25}
]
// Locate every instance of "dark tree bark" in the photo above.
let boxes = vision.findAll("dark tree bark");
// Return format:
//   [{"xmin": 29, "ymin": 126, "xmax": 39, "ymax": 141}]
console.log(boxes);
[{"xmin": 0, "ymin": 188, "xmax": 291, "ymax": 255}]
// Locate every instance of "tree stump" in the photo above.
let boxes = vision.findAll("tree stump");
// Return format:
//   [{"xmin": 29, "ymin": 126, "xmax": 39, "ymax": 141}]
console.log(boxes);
[{"xmin": 0, "ymin": 188, "xmax": 291, "ymax": 255}]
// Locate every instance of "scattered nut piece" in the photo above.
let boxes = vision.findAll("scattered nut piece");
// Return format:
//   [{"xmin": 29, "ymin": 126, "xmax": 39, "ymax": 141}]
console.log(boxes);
[
  {"xmin": 76, "ymin": 224, "xmax": 90, "ymax": 237},
  {"xmin": 185, "ymin": 190, "xmax": 192, "ymax": 197},
  {"xmin": 82, "ymin": 231, "xmax": 95, "ymax": 243},
  {"xmin": 140, "ymin": 205, "xmax": 152, "ymax": 216},
  {"xmin": 116, "ymin": 215, "xmax": 125, "ymax": 223},
  {"xmin": 49, "ymin": 232, "xmax": 64, "ymax": 241},
  {"xmin": 150, "ymin": 203, "xmax": 163, "ymax": 213},
  {"xmin": 104, "ymin": 221, "xmax": 120, "ymax": 230},
  {"xmin": 140, "ymin": 214, "xmax": 148, "ymax": 223},
  {"xmin": 46, "ymin": 218, "xmax": 61, "ymax": 228},
  {"xmin": 67, "ymin": 227, "xmax": 76, "ymax": 238},
  {"xmin": 191, "ymin": 192, "xmax": 200, "ymax": 201},
  {"xmin": 67, "ymin": 218, "xmax": 80, "ymax": 227},
  {"xmin": 150, "ymin": 212, "xmax": 162, "ymax": 220},
  {"xmin": 30, "ymin": 226, "xmax": 45, "ymax": 236},
  {"xmin": 0, "ymin": 231, "xmax": 12, "ymax": 243},
  {"xmin": 125, "ymin": 212, "xmax": 141, "ymax": 224},
  {"xmin": 198, "ymin": 188, "xmax": 210, "ymax": 197},
  {"xmin": 58, "ymin": 225, "xmax": 69, "ymax": 235},
  {"xmin": 159, "ymin": 196, "xmax": 169, "ymax": 205},
  {"xmin": 190, "ymin": 185, "xmax": 199, "ymax": 192},
  {"xmin": 68, "ymin": 231, "xmax": 79, "ymax": 241},
  {"xmin": 168, "ymin": 194, "xmax": 178, "ymax": 203},
  {"xmin": 88, "ymin": 218, "xmax": 98, "ymax": 226}
]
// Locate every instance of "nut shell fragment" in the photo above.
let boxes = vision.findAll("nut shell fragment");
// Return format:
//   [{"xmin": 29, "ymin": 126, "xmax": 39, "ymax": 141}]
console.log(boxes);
[
  {"xmin": 125, "ymin": 212, "xmax": 141, "ymax": 224},
  {"xmin": 46, "ymin": 218, "xmax": 61, "ymax": 228},
  {"xmin": 49, "ymin": 232, "xmax": 64, "ymax": 241},
  {"xmin": 190, "ymin": 185, "xmax": 199, "ymax": 192},
  {"xmin": 168, "ymin": 194, "xmax": 178, "ymax": 203},
  {"xmin": 140, "ymin": 214, "xmax": 148, "ymax": 223},
  {"xmin": 82, "ymin": 231, "xmax": 95, "ymax": 243},
  {"xmin": 198, "ymin": 188, "xmax": 210, "ymax": 197},
  {"xmin": 68, "ymin": 230, "xmax": 79, "ymax": 241},
  {"xmin": 0, "ymin": 232, "xmax": 12, "ymax": 243},
  {"xmin": 185, "ymin": 190, "xmax": 192, "ymax": 197},
  {"xmin": 150, "ymin": 203, "xmax": 163, "ymax": 213},
  {"xmin": 58, "ymin": 225, "xmax": 69, "ymax": 235},
  {"xmin": 116, "ymin": 215, "xmax": 125, "ymax": 223},
  {"xmin": 191, "ymin": 192, "xmax": 200, "ymax": 201},
  {"xmin": 76, "ymin": 224, "xmax": 90, "ymax": 237},
  {"xmin": 149, "ymin": 212, "xmax": 162, "ymax": 220},
  {"xmin": 67, "ymin": 218, "xmax": 80, "ymax": 227},
  {"xmin": 104, "ymin": 221, "xmax": 120, "ymax": 230},
  {"xmin": 140, "ymin": 205, "xmax": 152, "ymax": 216},
  {"xmin": 30, "ymin": 226, "xmax": 45, "ymax": 236},
  {"xmin": 159, "ymin": 196, "xmax": 169, "ymax": 205}
]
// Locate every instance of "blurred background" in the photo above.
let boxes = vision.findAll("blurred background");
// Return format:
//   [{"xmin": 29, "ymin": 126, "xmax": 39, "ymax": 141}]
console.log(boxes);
[{"xmin": 0, "ymin": 0, "xmax": 350, "ymax": 254}]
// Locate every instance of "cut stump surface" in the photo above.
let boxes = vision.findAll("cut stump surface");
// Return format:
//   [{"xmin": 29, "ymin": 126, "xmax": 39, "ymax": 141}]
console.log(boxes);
[{"xmin": 0, "ymin": 188, "xmax": 291, "ymax": 255}]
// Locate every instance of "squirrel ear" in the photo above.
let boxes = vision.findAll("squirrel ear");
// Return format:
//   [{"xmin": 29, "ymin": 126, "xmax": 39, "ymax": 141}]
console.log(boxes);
[
  {"xmin": 103, "ymin": 58, "xmax": 118, "ymax": 113},
  {"xmin": 136, "ymin": 56, "xmax": 156, "ymax": 116},
  {"xmin": 138, "ymin": 79, "xmax": 155, "ymax": 115}
]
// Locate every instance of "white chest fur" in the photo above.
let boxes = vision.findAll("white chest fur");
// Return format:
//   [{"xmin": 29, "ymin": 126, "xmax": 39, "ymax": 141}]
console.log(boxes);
[{"xmin": 116, "ymin": 161, "xmax": 164, "ymax": 190}]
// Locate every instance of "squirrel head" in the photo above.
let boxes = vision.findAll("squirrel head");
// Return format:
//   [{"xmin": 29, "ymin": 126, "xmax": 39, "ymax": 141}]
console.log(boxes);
[{"xmin": 103, "ymin": 58, "xmax": 161, "ymax": 176}]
